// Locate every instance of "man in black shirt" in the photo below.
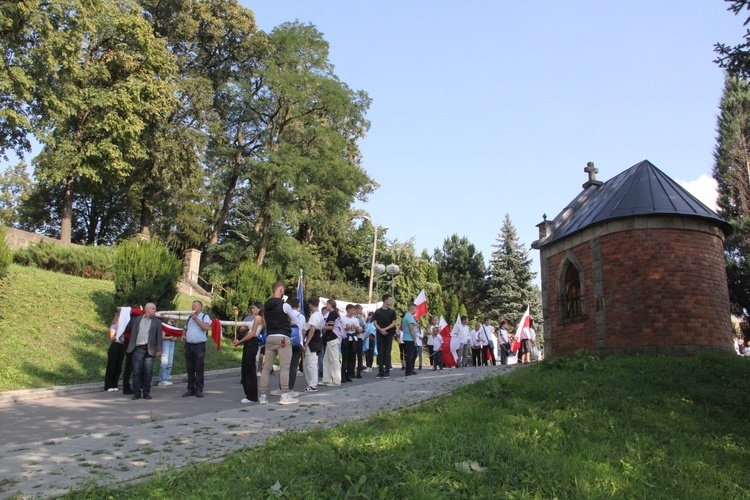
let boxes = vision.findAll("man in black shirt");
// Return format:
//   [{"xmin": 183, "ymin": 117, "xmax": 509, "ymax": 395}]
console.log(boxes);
[{"xmin": 372, "ymin": 294, "xmax": 397, "ymax": 379}]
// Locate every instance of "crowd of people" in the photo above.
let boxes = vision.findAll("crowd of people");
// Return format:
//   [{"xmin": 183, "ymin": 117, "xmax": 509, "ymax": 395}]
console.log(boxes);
[{"xmin": 103, "ymin": 283, "xmax": 539, "ymax": 406}]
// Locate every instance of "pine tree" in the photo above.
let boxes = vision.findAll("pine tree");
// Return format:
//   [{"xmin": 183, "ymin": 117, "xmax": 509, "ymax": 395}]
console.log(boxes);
[
  {"xmin": 486, "ymin": 214, "xmax": 542, "ymax": 330},
  {"xmin": 713, "ymin": 75, "xmax": 750, "ymax": 319}
]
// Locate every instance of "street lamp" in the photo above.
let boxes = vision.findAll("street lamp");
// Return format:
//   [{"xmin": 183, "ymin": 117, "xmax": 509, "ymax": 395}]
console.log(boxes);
[{"xmin": 374, "ymin": 263, "xmax": 400, "ymax": 298}]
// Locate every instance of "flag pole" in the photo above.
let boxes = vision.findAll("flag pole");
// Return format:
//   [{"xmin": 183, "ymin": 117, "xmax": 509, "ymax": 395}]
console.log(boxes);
[{"xmin": 232, "ymin": 306, "xmax": 238, "ymax": 342}]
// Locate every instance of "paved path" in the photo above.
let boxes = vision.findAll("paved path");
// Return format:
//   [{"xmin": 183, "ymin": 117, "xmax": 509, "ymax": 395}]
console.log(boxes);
[{"xmin": 0, "ymin": 364, "xmax": 521, "ymax": 498}]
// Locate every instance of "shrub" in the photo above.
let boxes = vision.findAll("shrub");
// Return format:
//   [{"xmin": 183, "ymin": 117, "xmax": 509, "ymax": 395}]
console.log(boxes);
[
  {"xmin": 113, "ymin": 238, "xmax": 181, "ymax": 310},
  {"xmin": 12, "ymin": 240, "xmax": 115, "ymax": 279},
  {"xmin": 211, "ymin": 259, "xmax": 277, "ymax": 320},
  {"xmin": 0, "ymin": 227, "xmax": 11, "ymax": 279}
]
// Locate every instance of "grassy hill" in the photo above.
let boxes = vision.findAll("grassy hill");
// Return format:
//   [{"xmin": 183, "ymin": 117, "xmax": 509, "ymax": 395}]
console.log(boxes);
[
  {"xmin": 66, "ymin": 352, "xmax": 750, "ymax": 498},
  {"xmin": 0, "ymin": 264, "xmax": 242, "ymax": 392}
]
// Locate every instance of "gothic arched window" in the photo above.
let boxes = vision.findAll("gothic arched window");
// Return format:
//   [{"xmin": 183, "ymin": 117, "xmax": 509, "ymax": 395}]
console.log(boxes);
[{"xmin": 564, "ymin": 263, "xmax": 583, "ymax": 318}]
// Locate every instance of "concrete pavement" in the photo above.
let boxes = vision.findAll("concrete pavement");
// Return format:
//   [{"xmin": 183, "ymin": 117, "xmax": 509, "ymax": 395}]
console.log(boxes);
[{"xmin": 0, "ymin": 364, "xmax": 521, "ymax": 498}]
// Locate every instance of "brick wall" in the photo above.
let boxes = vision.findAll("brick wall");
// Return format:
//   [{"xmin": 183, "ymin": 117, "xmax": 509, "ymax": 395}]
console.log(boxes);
[{"xmin": 540, "ymin": 217, "xmax": 734, "ymax": 357}]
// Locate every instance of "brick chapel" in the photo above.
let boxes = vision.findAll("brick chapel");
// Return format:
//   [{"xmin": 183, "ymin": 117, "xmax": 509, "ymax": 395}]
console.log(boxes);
[{"xmin": 532, "ymin": 160, "xmax": 735, "ymax": 358}]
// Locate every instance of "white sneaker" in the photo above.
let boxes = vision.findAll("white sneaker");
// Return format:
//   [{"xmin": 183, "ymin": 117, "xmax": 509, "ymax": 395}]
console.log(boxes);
[
  {"xmin": 158, "ymin": 381, "xmax": 172, "ymax": 386},
  {"xmin": 364, "ymin": 368, "xmax": 371, "ymax": 373},
  {"xmin": 256, "ymin": 372, "xmax": 262, "ymax": 377},
  {"xmin": 279, "ymin": 394, "xmax": 299, "ymax": 405},
  {"xmin": 270, "ymin": 389, "xmax": 282, "ymax": 396},
  {"xmin": 288, "ymin": 390, "xmax": 299, "ymax": 398},
  {"xmin": 297, "ymin": 370, "xmax": 304, "ymax": 376},
  {"xmin": 305, "ymin": 386, "xmax": 318, "ymax": 392},
  {"xmin": 259, "ymin": 394, "xmax": 268, "ymax": 404},
  {"xmin": 241, "ymin": 398, "xmax": 252, "ymax": 404},
  {"xmin": 106, "ymin": 388, "xmax": 118, "ymax": 392}
]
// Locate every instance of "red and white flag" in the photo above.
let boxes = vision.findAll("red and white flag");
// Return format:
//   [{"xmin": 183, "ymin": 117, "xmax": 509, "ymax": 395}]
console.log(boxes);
[
  {"xmin": 162, "ymin": 323, "xmax": 183, "ymax": 337},
  {"xmin": 439, "ymin": 316, "xmax": 456, "ymax": 367},
  {"xmin": 511, "ymin": 306, "xmax": 530, "ymax": 354},
  {"xmin": 439, "ymin": 316, "xmax": 451, "ymax": 336},
  {"xmin": 414, "ymin": 289, "xmax": 428, "ymax": 319}
]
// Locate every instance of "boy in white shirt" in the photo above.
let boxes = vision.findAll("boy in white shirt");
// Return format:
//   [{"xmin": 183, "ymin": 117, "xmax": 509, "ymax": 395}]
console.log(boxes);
[
  {"xmin": 303, "ymin": 297, "xmax": 324, "ymax": 392},
  {"xmin": 432, "ymin": 326, "xmax": 444, "ymax": 370}
]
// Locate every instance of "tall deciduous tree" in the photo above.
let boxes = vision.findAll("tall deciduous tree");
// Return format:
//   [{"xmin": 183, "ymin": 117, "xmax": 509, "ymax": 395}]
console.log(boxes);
[
  {"xmin": 713, "ymin": 75, "xmax": 750, "ymax": 318},
  {"xmin": 485, "ymin": 214, "xmax": 541, "ymax": 328},
  {"xmin": 0, "ymin": 0, "xmax": 35, "ymax": 159},
  {"xmin": 218, "ymin": 21, "xmax": 374, "ymax": 265},
  {"xmin": 433, "ymin": 234, "xmax": 487, "ymax": 316},
  {"xmin": 136, "ymin": 0, "xmax": 258, "ymax": 244},
  {"xmin": 25, "ymin": 0, "xmax": 178, "ymax": 243}
]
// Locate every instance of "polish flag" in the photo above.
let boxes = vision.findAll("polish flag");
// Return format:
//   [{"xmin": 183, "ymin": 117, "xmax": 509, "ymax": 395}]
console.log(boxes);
[
  {"xmin": 414, "ymin": 289, "xmax": 428, "ymax": 319},
  {"xmin": 511, "ymin": 306, "xmax": 530, "ymax": 354},
  {"xmin": 439, "ymin": 316, "xmax": 456, "ymax": 367},
  {"xmin": 162, "ymin": 323, "xmax": 183, "ymax": 337}
]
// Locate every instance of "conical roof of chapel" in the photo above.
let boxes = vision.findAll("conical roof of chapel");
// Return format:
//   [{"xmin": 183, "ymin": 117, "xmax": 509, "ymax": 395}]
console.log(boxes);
[{"xmin": 533, "ymin": 160, "xmax": 731, "ymax": 249}]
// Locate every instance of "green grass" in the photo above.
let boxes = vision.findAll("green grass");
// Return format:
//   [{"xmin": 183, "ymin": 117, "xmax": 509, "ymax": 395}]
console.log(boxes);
[
  {"xmin": 64, "ymin": 351, "xmax": 750, "ymax": 499},
  {"xmin": 0, "ymin": 264, "xmax": 242, "ymax": 392}
]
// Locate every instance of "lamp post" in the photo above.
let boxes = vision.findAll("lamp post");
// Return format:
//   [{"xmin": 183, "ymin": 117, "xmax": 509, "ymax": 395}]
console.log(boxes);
[
  {"xmin": 367, "ymin": 224, "xmax": 378, "ymax": 304},
  {"xmin": 363, "ymin": 216, "xmax": 388, "ymax": 304}
]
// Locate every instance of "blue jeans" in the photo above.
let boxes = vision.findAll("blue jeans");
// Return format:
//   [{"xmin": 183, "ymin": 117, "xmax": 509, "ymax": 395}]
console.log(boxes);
[
  {"xmin": 131, "ymin": 346, "xmax": 155, "ymax": 395},
  {"xmin": 160, "ymin": 339, "xmax": 175, "ymax": 382}
]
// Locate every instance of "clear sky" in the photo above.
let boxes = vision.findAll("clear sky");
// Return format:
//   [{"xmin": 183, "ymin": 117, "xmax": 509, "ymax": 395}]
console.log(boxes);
[{"xmin": 243, "ymin": 0, "xmax": 743, "ymax": 281}]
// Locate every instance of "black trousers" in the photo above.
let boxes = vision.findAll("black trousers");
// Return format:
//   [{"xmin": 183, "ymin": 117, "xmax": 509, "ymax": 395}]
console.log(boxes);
[
  {"xmin": 185, "ymin": 342, "xmax": 206, "ymax": 392},
  {"xmin": 472, "ymin": 347, "xmax": 483, "ymax": 366},
  {"xmin": 427, "ymin": 345, "xmax": 434, "ymax": 366},
  {"xmin": 376, "ymin": 333, "xmax": 394, "ymax": 375},
  {"xmin": 355, "ymin": 338, "xmax": 364, "ymax": 375},
  {"xmin": 432, "ymin": 349, "xmax": 443, "ymax": 369},
  {"xmin": 341, "ymin": 337, "xmax": 356, "ymax": 380},
  {"xmin": 104, "ymin": 340, "xmax": 125, "ymax": 390},
  {"xmin": 288, "ymin": 344, "xmax": 303, "ymax": 390},
  {"xmin": 241, "ymin": 338, "xmax": 258, "ymax": 401},
  {"xmin": 404, "ymin": 340, "xmax": 415, "ymax": 374},
  {"xmin": 122, "ymin": 341, "xmax": 133, "ymax": 391},
  {"xmin": 500, "ymin": 342, "xmax": 510, "ymax": 365}
]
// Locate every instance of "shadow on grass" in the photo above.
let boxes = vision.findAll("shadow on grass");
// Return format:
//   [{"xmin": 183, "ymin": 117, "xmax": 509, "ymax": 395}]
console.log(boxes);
[{"xmin": 91, "ymin": 289, "xmax": 117, "ymax": 325}]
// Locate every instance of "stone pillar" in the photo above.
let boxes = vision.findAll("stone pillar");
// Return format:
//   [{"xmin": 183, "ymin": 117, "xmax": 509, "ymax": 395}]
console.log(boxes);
[{"xmin": 183, "ymin": 249, "xmax": 202, "ymax": 283}]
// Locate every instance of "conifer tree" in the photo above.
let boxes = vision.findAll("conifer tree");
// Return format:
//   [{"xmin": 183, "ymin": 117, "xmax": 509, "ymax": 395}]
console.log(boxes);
[
  {"xmin": 485, "ymin": 214, "xmax": 542, "ymax": 329},
  {"xmin": 713, "ymin": 75, "xmax": 750, "ymax": 318}
]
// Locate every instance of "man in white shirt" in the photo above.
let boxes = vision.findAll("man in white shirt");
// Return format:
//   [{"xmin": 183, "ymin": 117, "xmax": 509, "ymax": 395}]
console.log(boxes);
[{"xmin": 182, "ymin": 300, "xmax": 210, "ymax": 398}]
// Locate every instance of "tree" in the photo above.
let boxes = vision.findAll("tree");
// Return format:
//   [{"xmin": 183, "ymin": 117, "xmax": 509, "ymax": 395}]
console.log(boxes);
[
  {"xmin": 433, "ymin": 234, "xmax": 486, "ymax": 316},
  {"xmin": 713, "ymin": 75, "xmax": 750, "ymax": 318},
  {"xmin": 25, "ymin": 0, "xmax": 178, "ymax": 243},
  {"xmin": 0, "ymin": 0, "xmax": 35, "ymax": 159},
  {"xmin": 0, "ymin": 161, "xmax": 33, "ymax": 226},
  {"xmin": 715, "ymin": 1, "xmax": 750, "ymax": 78},
  {"xmin": 485, "ymin": 214, "xmax": 542, "ymax": 329},
  {"xmin": 217, "ymin": 21, "xmax": 374, "ymax": 265},
  {"xmin": 138, "ymin": 0, "xmax": 258, "ymax": 243}
]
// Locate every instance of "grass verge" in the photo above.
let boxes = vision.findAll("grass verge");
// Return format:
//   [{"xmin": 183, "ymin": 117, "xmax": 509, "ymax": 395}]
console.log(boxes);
[
  {"xmin": 65, "ymin": 351, "xmax": 750, "ymax": 498},
  {"xmin": 0, "ymin": 264, "xmax": 241, "ymax": 392}
]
